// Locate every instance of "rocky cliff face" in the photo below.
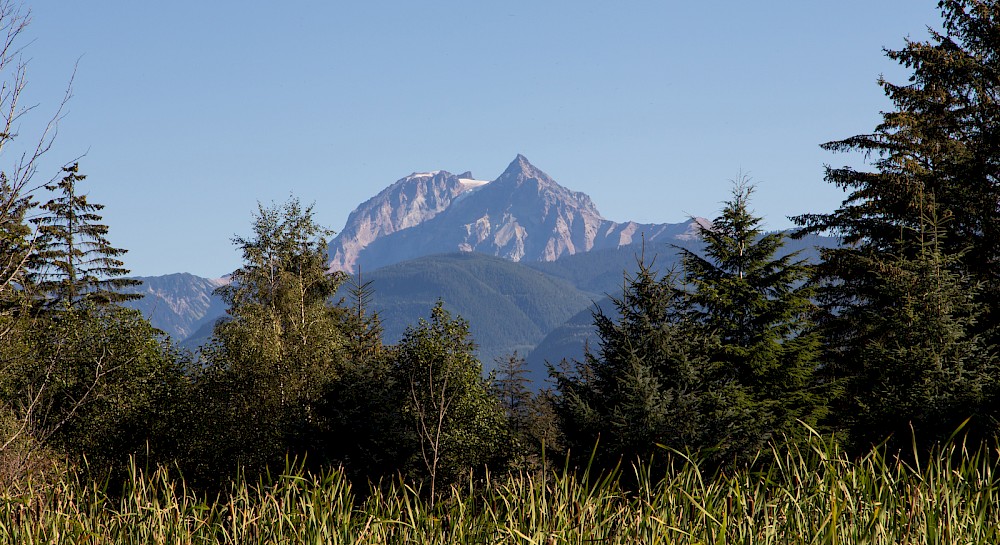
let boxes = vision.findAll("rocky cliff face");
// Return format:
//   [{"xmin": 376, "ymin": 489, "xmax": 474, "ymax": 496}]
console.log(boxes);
[
  {"xmin": 327, "ymin": 169, "xmax": 490, "ymax": 272},
  {"xmin": 328, "ymin": 155, "xmax": 701, "ymax": 272}
]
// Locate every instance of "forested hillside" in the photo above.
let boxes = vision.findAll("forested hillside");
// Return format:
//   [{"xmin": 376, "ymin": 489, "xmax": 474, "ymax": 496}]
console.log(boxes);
[{"xmin": 336, "ymin": 252, "xmax": 593, "ymax": 369}]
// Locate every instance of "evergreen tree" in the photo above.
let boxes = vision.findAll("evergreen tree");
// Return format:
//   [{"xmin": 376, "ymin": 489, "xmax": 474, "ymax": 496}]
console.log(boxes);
[
  {"xmin": 680, "ymin": 180, "xmax": 823, "ymax": 458},
  {"xmin": 29, "ymin": 163, "xmax": 140, "ymax": 308},
  {"xmin": 316, "ymin": 268, "xmax": 408, "ymax": 483},
  {"xmin": 491, "ymin": 352, "xmax": 534, "ymax": 470},
  {"xmin": 794, "ymin": 0, "xmax": 1000, "ymax": 342},
  {"xmin": 792, "ymin": 0, "xmax": 1000, "ymax": 445},
  {"xmin": 825, "ymin": 200, "xmax": 996, "ymax": 449},
  {"xmin": 342, "ymin": 266, "xmax": 385, "ymax": 365},
  {"xmin": 553, "ymin": 249, "xmax": 716, "ymax": 469},
  {"xmin": 493, "ymin": 353, "xmax": 531, "ymax": 435},
  {"xmin": 0, "ymin": 173, "xmax": 35, "ymax": 313}
]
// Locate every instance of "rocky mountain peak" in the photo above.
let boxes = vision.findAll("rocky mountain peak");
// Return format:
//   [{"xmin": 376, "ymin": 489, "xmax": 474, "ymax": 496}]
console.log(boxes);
[
  {"xmin": 327, "ymin": 156, "xmax": 695, "ymax": 273},
  {"xmin": 496, "ymin": 154, "xmax": 553, "ymax": 186}
]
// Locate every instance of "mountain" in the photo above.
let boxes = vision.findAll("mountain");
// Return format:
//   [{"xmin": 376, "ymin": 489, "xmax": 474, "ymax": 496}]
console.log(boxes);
[
  {"xmin": 123, "ymin": 273, "xmax": 228, "ymax": 342},
  {"xmin": 328, "ymin": 155, "xmax": 703, "ymax": 273},
  {"xmin": 122, "ymin": 156, "xmax": 840, "ymax": 385},
  {"xmin": 328, "ymin": 169, "xmax": 490, "ymax": 272}
]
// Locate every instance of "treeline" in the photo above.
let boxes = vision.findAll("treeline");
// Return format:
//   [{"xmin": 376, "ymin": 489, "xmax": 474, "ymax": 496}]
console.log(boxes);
[{"xmin": 3, "ymin": 0, "xmax": 1000, "ymax": 498}]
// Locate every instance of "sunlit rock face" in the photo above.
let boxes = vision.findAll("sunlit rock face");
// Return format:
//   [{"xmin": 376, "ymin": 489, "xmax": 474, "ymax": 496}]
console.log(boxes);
[
  {"xmin": 328, "ymin": 155, "xmax": 702, "ymax": 273},
  {"xmin": 327, "ymin": 169, "xmax": 484, "ymax": 273}
]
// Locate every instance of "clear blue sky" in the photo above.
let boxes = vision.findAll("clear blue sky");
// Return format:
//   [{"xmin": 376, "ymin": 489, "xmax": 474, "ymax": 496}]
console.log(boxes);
[{"xmin": 19, "ymin": 1, "xmax": 940, "ymax": 277}]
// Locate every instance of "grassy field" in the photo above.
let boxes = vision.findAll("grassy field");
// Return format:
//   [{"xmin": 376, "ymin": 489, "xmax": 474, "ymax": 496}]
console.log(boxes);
[{"xmin": 2, "ymin": 433, "xmax": 998, "ymax": 544}]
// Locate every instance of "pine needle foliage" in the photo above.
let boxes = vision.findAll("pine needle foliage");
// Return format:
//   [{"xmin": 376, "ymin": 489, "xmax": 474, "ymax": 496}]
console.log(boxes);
[
  {"xmin": 29, "ymin": 163, "xmax": 140, "ymax": 308},
  {"xmin": 680, "ymin": 179, "xmax": 824, "ymax": 459},
  {"xmin": 794, "ymin": 0, "xmax": 1000, "ymax": 342},
  {"xmin": 553, "ymin": 245, "xmax": 716, "ymax": 470}
]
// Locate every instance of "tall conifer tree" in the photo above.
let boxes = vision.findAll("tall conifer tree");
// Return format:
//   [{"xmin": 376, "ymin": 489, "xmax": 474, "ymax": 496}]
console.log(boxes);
[
  {"xmin": 29, "ymin": 163, "xmax": 140, "ymax": 308},
  {"xmin": 793, "ymin": 0, "xmax": 1000, "ymax": 445},
  {"xmin": 794, "ymin": 0, "xmax": 1000, "ymax": 341},
  {"xmin": 553, "ymin": 248, "xmax": 716, "ymax": 468},
  {"xmin": 680, "ymin": 180, "xmax": 823, "ymax": 456}
]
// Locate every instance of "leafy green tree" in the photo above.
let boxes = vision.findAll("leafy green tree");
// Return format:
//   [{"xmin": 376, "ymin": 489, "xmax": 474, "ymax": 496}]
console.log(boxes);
[
  {"xmin": 553, "ymin": 250, "xmax": 716, "ymax": 470},
  {"xmin": 680, "ymin": 181, "xmax": 823, "ymax": 457},
  {"xmin": 29, "ymin": 163, "xmax": 141, "ymax": 308},
  {"xmin": 195, "ymin": 199, "xmax": 347, "ymax": 481},
  {"xmin": 3, "ymin": 162, "xmax": 181, "ymax": 482},
  {"xmin": 392, "ymin": 302, "xmax": 506, "ymax": 505},
  {"xmin": 1, "ymin": 303, "xmax": 185, "ymax": 485}
]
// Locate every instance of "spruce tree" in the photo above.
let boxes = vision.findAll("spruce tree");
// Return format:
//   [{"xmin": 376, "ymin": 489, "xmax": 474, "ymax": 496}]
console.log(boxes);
[
  {"xmin": 342, "ymin": 266, "xmax": 385, "ymax": 365},
  {"xmin": 792, "ymin": 0, "xmax": 1000, "ymax": 445},
  {"xmin": 794, "ymin": 0, "xmax": 1000, "ymax": 342},
  {"xmin": 316, "ymin": 268, "xmax": 407, "ymax": 483},
  {"xmin": 553, "ymin": 248, "xmax": 716, "ymax": 469},
  {"xmin": 29, "ymin": 163, "xmax": 140, "ymax": 308},
  {"xmin": 825, "ymin": 199, "xmax": 996, "ymax": 449},
  {"xmin": 493, "ymin": 353, "xmax": 532, "ymax": 438},
  {"xmin": 680, "ymin": 180, "xmax": 823, "ymax": 457}
]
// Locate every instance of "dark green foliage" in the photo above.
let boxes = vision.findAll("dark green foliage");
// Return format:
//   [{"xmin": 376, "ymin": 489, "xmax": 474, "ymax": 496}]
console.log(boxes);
[
  {"xmin": 793, "ymin": 0, "xmax": 1000, "ymax": 448},
  {"xmin": 825, "ymin": 206, "xmax": 997, "ymax": 449},
  {"xmin": 794, "ymin": 0, "xmax": 1000, "ymax": 340},
  {"xmin": 491, "ymin": 353, "xmax": 537, "ymax": 469},
  {"xmin": 553, "ymin": 250, "xmax": 716, "ymax": 469},
  {"xmin": 29, "ymin": 164, "xmax": 141, "ymax": 308},
  {"xmin": 391, "ymin": 302, "xmax": 507, "ymax": 503},
  {"xmin": 0, "ymin": 173, "xmax": 34, "ymax": 314},
  {"xmin": 681, "ymin": 181, "xmax": 824, "ymax": 456},
  {"xmin": 525, "ymin": 234, "xmax": 837, "ymax": 377},
  {"xmin": 315, "ymin": 269, "xmax": 410, "ymax": 484},
  {"xmin": 493, "ymin": 353, "xmax": 532, "ymax": 437},
  {"xmin": 0, "ymin": 304, "xmax": 185, "ymax": 480},
  {"xmin": 341, "ymin": 267, "xmax": 385, "ymax": 365}
]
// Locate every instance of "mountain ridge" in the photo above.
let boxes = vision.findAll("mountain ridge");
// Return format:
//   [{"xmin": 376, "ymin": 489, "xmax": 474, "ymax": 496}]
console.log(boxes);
[{"xmin": 327, "ymin": 155, "xmax": 705, "ymax": 273}]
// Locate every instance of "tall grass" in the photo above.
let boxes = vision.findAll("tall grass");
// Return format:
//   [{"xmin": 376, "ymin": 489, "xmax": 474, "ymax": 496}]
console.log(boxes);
[{"xmin": 1, "ymin": 432, "xmax": 998, "ymax": 544}]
